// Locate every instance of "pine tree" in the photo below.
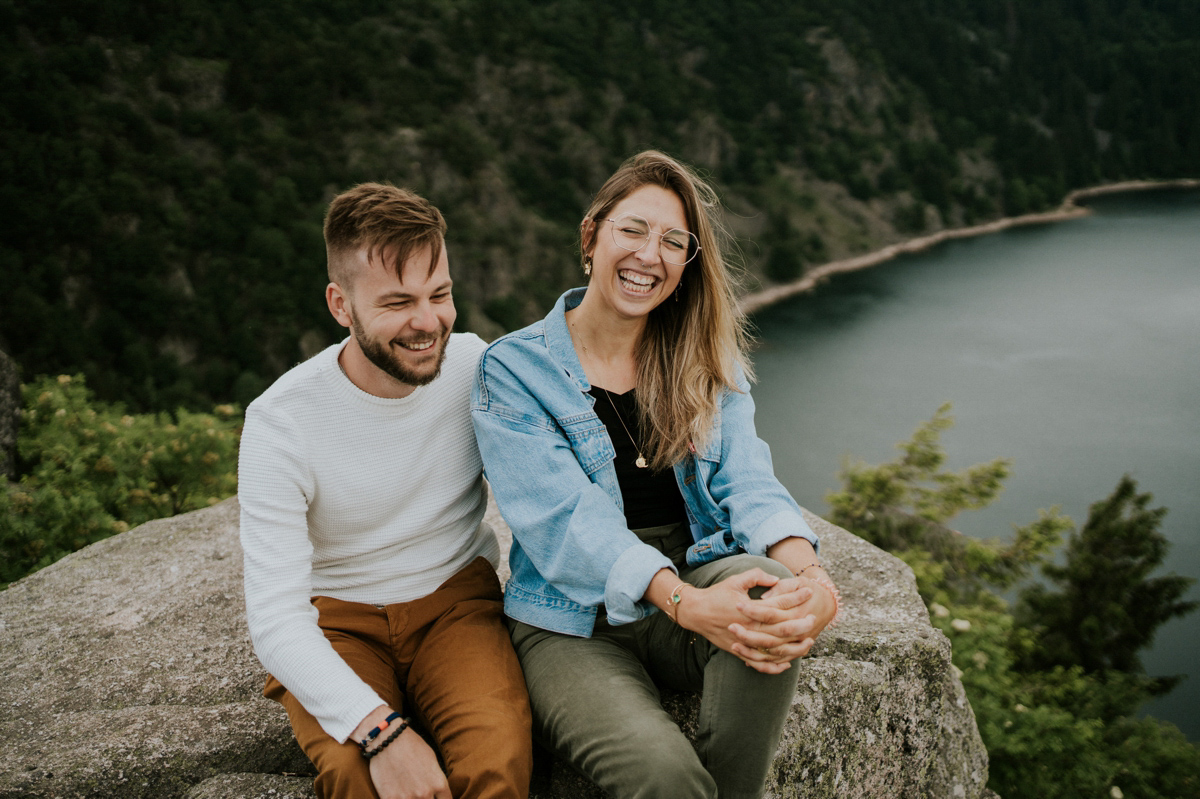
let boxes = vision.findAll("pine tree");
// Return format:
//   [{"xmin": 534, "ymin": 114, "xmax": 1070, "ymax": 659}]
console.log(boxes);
[
  {"xmin": 826, "ymin": 402, "xmax": 1068, "ymax": 603},
  {"xmin": 1016, "ymin": 475, "xmax": 1197, "ymax": 692}
]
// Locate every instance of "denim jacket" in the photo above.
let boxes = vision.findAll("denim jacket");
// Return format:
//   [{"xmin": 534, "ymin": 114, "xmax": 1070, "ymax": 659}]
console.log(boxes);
[{"xmin": 471, "ymin": 289, "xmax": 819, "ymax": 637}]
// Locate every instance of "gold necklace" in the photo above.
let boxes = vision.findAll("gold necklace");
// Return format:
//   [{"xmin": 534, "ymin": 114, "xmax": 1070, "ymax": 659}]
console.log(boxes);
[
  {"xmin": 570, "ymin": 319, "xmax": 648, "ymax": 468},
  {"xmin": 601, "ymin": 388, "xmax": 648, "ymax": 469}
]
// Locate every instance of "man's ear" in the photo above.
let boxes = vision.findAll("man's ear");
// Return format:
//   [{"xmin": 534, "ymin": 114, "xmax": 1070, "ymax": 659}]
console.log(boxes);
[{"xmin": 326, "ymin": 282, "xmax": 353, "ymax": 329}]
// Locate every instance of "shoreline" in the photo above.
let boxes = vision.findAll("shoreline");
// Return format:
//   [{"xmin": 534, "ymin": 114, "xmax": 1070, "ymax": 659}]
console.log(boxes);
[{"xmin": 738, "ymin": 177, "xmax": 1200, "ymax": 316}]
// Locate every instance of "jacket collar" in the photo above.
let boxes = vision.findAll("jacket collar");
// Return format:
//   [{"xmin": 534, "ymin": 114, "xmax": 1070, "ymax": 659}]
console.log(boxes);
[{"xmin": 546, "ymin": 287, "xmax": 592, "ymax": 392}]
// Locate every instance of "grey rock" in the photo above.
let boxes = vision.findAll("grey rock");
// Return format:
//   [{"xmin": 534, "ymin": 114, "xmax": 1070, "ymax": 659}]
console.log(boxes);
[
  {"xmin": 185, "ymin": 773, "xmax": 315, "ymax": 799},
  {"xmin": 0, "ymin": 500, "xmax": 309, "ymax": 799},
  {"xmin": 0, "ymin": 498, "xmax": 991, "ymax": 799},
  {"xmin": 0, "ymin": 348, "xmax": 19, "ymax": 480}
]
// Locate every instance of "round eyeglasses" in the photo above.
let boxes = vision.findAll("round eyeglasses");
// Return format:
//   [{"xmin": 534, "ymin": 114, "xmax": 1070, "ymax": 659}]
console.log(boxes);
[{"xmin": 603, "ymin": 213, "xmax": 700, "ymax": 266}]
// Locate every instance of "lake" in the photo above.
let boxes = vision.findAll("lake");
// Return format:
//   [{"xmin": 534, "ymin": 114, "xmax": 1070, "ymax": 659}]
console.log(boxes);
[{"xmin": 750, "ymin": 190, "xmax": 1200, "ymax": 740}]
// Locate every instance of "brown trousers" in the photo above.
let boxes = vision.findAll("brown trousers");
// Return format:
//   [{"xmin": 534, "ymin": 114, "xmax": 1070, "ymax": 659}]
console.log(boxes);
[{"xmin": 264, "ymin": 557, "xmax": 533, "ymax": 799}]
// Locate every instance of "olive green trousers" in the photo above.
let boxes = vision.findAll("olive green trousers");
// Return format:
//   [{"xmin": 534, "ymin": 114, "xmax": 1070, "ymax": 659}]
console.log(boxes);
[{"xmin": 509, "ymin": 552, "xmax": 801, "ymax": 799}]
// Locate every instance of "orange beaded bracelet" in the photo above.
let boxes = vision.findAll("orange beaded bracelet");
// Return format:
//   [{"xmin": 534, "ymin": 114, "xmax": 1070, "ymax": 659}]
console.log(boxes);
[{"xmin": 809, "ymin": 574, "xmax": 843, "ymax": 629}]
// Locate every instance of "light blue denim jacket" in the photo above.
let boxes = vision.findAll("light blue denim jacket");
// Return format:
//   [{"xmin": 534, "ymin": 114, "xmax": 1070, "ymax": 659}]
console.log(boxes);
[{"xmin": 471, "ymin": 288, "xmax": 819, "ymax": 637}]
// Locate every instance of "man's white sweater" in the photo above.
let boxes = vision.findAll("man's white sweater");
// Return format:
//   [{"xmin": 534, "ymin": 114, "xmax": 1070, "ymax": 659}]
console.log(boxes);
[{"xmin": 238, "ymin": 333, "xmax": 498, "ymax": 743}]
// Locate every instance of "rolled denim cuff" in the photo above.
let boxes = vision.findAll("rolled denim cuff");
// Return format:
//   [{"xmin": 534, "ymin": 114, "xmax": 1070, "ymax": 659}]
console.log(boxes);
[
  {"xmin": 603, "ymin": 542, "xmax": 676, "ymax": 625},
  {"xmin": 744, "ymin": 509, "xmax": 820, "ymax": 558}
]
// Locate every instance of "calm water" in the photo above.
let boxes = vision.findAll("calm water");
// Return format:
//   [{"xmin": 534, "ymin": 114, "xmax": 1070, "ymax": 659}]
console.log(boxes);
[{"xmin": 751, "ymin": 191, "xmax": 1200, "ymax": 740}]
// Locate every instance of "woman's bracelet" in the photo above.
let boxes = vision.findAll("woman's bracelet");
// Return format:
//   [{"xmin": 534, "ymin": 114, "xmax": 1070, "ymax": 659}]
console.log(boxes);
[
  {"xmin": 791, "ymin": 562, "xmax": 842, "ymax": 628},
  {"xmin": 808, "ymin": 574, "xmax": 843, "ymax": 629},
  {"xmin": 666, "ymin": 582, "xmax": 689, "ymax": 624},
  {"xmin": 361, "ymin": 716, "xmax": 411, "ymax": 760},
  {"xmin": 793, "ymin": 562, "xmax": 821, "ymax": 578}
]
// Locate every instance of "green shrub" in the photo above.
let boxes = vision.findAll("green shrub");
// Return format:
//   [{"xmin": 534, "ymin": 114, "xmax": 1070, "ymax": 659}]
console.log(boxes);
[
  {"xmin": 826, "ymin": 402, "xmax": 1068, "ymax": 602},
  {"xmin": 1016, "ymin": 475, "xmax": 1197, "ymax": 684},
  {"xmin": 0, "ymin": 374, "xmax": 240, "ymax": 586},
  {"xmin": 828, "ymin": 405, "xmax": 1200, "ymax": 797}
]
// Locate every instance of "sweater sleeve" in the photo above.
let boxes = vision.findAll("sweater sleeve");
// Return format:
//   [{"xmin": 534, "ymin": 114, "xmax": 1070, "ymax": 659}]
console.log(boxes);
[{"xmin": 238, "ymin": 402, "xmax": 386, "ymax": 743}]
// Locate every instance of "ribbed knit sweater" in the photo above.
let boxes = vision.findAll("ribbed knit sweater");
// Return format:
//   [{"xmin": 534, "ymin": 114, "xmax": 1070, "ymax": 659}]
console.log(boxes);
[{"xmin": 238, "ymin": 333, "xmax": 498, "ymax": 743}]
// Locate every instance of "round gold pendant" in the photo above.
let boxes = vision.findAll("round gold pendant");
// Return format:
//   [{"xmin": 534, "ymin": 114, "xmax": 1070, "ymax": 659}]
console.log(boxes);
[{"xmin": 635, "ymin": 456, "xmax": 648, "ymax": 469}]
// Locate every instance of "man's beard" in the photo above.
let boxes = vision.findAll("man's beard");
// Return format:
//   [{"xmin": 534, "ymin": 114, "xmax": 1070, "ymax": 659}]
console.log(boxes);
[{"xmin": 351, "ymin": 316, "xmax": 450, "ymax": 389}]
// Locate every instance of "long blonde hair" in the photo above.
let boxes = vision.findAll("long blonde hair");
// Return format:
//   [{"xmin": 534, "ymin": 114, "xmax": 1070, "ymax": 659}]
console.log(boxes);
[{"xmin": 581, "ymin": 151, "xmax": 753, "ymax": 470}]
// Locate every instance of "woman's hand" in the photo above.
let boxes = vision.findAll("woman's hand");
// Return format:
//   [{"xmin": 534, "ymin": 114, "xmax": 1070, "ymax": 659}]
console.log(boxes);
[
  {"xmin": 759, "ymin": 573, "xmax": 839, "ymax": 630},
  {"xmin": 727, "ymin": 575, "xmax": 838, "ymax": 670},
  {"xmin": 716, "ymin": 535, "xmax": 843, "ymax": 669},
  {"xmin": 650, "ymin": 568, "xmax": 813, "ymax": 674}
]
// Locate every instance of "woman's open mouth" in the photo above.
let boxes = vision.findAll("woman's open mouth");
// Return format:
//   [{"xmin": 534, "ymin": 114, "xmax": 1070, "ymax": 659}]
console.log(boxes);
[{"xmin": 618, "ymin": 270, "xmax": 657, "ymax": 295}]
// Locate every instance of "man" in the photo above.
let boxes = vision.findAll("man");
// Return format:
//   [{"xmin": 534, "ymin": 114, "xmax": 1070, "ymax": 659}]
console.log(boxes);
[{"xmin": 239, "ymin": 183, "xmax": 532, "ymax": 799}]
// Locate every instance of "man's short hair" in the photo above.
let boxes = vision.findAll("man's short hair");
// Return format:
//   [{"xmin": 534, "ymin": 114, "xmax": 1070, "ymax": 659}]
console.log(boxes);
[{"xmin": 324, "ymin": 183, "xmax": 447, "ymax": 289}]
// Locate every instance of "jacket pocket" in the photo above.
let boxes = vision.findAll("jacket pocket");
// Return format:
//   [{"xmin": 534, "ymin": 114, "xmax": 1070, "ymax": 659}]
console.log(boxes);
[{"xmin": 559, "ymin": 412, "xmax": 614, "ymax": 476}]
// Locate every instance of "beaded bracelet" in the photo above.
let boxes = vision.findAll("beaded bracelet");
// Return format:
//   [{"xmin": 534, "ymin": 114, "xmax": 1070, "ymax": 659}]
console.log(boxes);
[
  {"xmin": 362, "ymin": 717, "xmax": 411, "ymax": 761},
  {"xmin": 357, "ymin": 711, "xmax": 403, "ymax": 752},
  {"xmin": 809, "ymin": 574, "xmax": 843, "ymax": 629},
  {"xmin": 792, "ymin": 562, "xmax": 820, "ymax": 578}
]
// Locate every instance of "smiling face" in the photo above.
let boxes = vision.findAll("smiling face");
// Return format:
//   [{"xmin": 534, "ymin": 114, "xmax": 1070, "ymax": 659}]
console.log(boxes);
[
  {"xmin": 582, "ymin": 184, "xmax": 690, "ymax": 321},
  {"xmin": 326, "ymin": 242, "xmax": 456, "ymax": 398}
]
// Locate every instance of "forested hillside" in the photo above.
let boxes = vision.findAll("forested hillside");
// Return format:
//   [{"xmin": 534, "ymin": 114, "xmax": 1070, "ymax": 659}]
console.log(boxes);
[{"xmin": 2, "ymin": 0, "xmax": 1197, "ymax": 410}]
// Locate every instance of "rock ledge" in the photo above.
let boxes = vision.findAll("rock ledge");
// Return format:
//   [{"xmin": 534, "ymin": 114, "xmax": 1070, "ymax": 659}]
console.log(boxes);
[{"xmin": 0, "ymin": 498, "xmax": 990, "ymax": 798}]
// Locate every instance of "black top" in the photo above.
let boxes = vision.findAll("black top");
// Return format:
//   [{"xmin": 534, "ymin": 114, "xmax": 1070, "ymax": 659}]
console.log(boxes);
[{"xmin": 588, "ymin": 386, "xmax": 688, "ymax": 529}]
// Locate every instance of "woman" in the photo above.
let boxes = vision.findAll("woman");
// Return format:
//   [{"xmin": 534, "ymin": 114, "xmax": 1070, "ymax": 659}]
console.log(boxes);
[{"xmin": 471, "ymin": 151, "xmax": 840, "ymax": 799}]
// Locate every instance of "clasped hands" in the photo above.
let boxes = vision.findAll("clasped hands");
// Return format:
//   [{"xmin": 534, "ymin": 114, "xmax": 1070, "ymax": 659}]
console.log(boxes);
[{"xmin": 678, "ymin": 568, "xmax": 836, "ymax": 675}]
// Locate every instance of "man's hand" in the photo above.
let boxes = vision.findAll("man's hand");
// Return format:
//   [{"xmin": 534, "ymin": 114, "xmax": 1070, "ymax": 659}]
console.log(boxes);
[
  {"xmin": 368, "ymin": 727, "xmax": 450, "ymax": 799},
  {"xmin": 351, "ymin": 706, "xmax": 450, "ymax": 799}
]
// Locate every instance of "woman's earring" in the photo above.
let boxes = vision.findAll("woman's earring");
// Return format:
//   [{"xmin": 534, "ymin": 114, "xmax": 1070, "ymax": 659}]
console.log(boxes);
[
  {"xmin": 583, "ymin": 256, "xmax": 592, "ymax": 276},
  {"xmin": 674, "ymin": 282, "xmax": 681, "ymax": 302}
]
